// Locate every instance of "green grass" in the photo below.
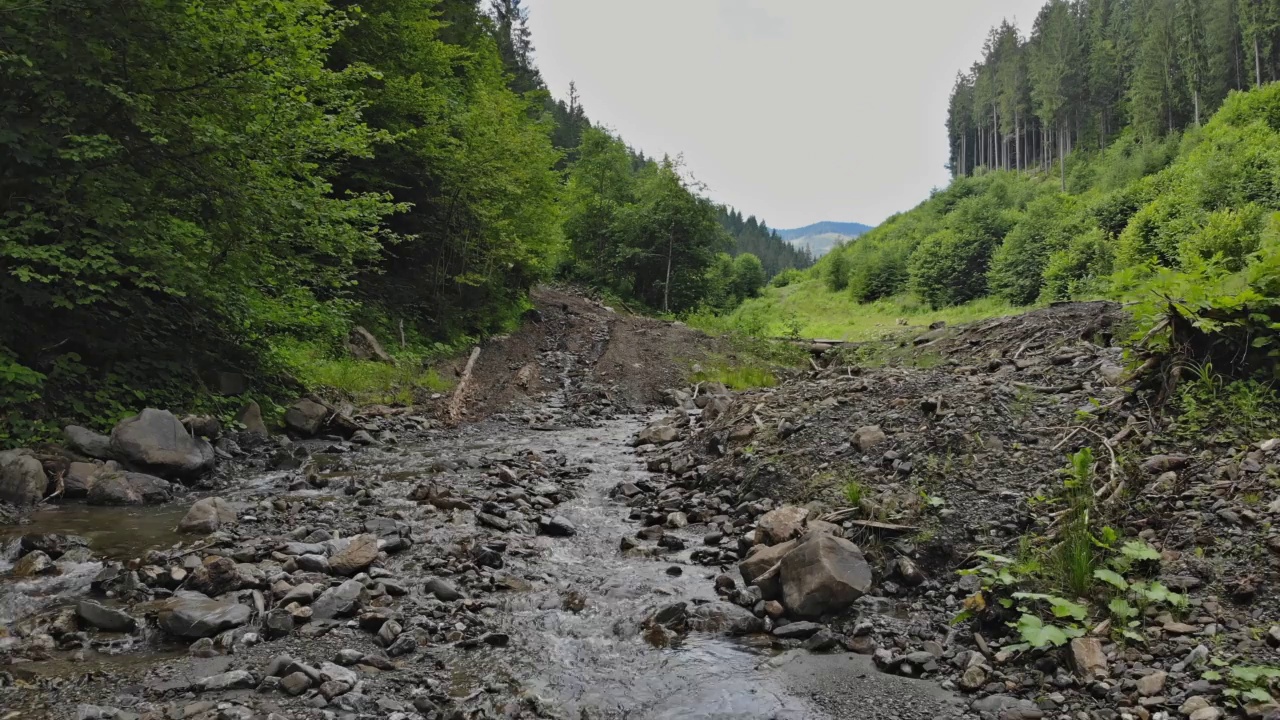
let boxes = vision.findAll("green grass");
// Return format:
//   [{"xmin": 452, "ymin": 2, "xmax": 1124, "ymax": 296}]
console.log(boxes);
[
  {"xmin": 843, "ymin": 479, "xmax": 866, "ymax": 506},
  {"xmin": 687, "ymin": 279, "xmax": 1028, "ymax": 342},
  {"xmin": 692, "ymin": 364, "xmax": 777, "ymax": 390},
  {"xmin": 277, "ymin": 341, "xmax": 453, "ymax": 406}
]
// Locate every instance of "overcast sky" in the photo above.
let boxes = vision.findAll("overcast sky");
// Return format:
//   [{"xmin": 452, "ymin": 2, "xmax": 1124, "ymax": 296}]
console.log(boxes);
[{"xmin": 526, "ymin": 0, "xmax": 1045, "ymax": 229}]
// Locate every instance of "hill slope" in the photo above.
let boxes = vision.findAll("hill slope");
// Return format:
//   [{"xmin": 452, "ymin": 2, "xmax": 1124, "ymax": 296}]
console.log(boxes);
[{"xmin": 776, "ymin": 221, "xmax": 874, "ymax": 258}]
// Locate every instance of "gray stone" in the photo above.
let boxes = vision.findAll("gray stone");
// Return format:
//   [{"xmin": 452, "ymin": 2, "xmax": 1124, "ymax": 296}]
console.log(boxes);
[
  {"xmin": 852, "ymin": 425, "xmax": 887, "ymax": 451},
  {"xmin": 110, "ymin": 408, "xmax": 214, "ymax": 479},
  {"xmin": 423, "ymin": 577, "xmax": 464, "ymax": 601},
  {"xmin": 0, "ymin": 449, "xmax": 48, "ymax": 506},
  {"xmin": 280, "ymin": 672, "xmax": 312, "ymax": 696},
  {"xmin": 76, "ymin": 600, "xmax": 137, "ymax": 632},
  {"xmin": 778, "ymin": 531, "xmax": 872, "ymax": 619},
  {"xmin": 772, "ymin": 621, "xmax": 823, "ymax": 639},
  {"xmin": 87, "ymin": 471, "xmax": 172, "ymax": 506},
  {"xmin": 284, "ymin": 399, "xmax": 329, "ymax": 437},
  {"xmin": 64, "ymin": 425, "xmax": 113, "ymax": 459},
  {"xmin": 177, "ymin": 497, "xmax": 237, "ymax": 534},
  {"xmin": 329, "ymin": 534, "xmax": 378, "ymax": 576},
  {"xmin": 687, "ymin": 601, "xmax": 765, "ymax": 635},
  {"xmin": 159, "ymin": 592, "xmax": 252, "ymax": 638},
  {"xmin": 312, "ymin": 579, "xmax": 364, "ymax": 619},
  {"xmin": 234, "ymin": 401, "xmax": 269, "ymax": 435},
  {"xmin": 756, "ymin": 505, "xmax": 808, "ymax": 545},
  {"xmin": 196, "ymin": 670, "xmax": 256, "ymax": 691},
  {"xmin": 11, "ymin": 550, "xmax": 56, "ymax": 576},
  {"xmin": 64, "ymin": 461, "xmax": 101, "ymax": 497}
]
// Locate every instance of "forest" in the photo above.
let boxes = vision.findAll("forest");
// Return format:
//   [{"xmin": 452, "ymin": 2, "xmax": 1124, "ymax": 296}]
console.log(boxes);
[
  {"xmin": 0, "ymin": 0, "xmax": 808, "ymax": 444},
  {"xmin": 718, "ymin": 0, "xmax": 1280, "ymax": 354}
]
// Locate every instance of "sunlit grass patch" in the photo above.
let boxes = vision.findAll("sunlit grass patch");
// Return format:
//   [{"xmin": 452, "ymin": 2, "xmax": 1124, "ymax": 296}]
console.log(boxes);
[
  {"xmin": 692, "ymin": 363, "xmax": 777, "ymax": 390},
  {"xmin": 276, "ymin": 341, "xmax": 453, "ymax": 406}
]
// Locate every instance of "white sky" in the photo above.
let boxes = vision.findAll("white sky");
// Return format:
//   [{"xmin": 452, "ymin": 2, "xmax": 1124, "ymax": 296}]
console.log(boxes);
[{"xmin": 526, "ymin": 0, "xmax": 1045, "ymax": 228}]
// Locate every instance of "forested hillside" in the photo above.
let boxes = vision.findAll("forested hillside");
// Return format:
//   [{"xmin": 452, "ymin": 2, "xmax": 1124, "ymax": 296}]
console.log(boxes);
[
  {"xmin": 716, "ymin": 209, "xmax": 814, "ymax": 277},
  {"xmin": 0, "ymin": 0, "xmax": 772, "ymax": 443},
  {"xmin": 713, "ymin": 0, "xmax": 1280, "ymax": 349}
]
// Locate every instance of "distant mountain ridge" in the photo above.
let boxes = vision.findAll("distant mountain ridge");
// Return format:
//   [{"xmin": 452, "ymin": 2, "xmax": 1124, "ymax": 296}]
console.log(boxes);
[
  {"xmin": 775, "ymin": 221, "xmax": 874, "ymax": 241},
  {"xmin": 776, "ymin": 221, "xmax": 874, "ymax": 258}
]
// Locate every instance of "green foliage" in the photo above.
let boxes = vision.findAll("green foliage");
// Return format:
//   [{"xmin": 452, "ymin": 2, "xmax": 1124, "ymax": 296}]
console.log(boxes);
[
  {"xmin": 1172, "ymin": 361, "xmax": 1280, "ymax": 442},
  {"xmin": 692, "ymin": 360, "xmax": 778, "ymax": 391},
  {"xmin": 770, "ymin": 268, "xmax": 804, "ymax": 288},
  {"xmin": 1222, "ymin": 666, "xmax": 1280, "ymax": 705},
  {"xmin": 843, "ymin": 480, "xmax": 866, "ymax": 506},
  {"xmin": 1013, "ymin": 613, "xmax": 1079, "ymax": 649},
  {"xmin": 1052, "ymin": 447, "xmax": 1098, "ymax": 597}
]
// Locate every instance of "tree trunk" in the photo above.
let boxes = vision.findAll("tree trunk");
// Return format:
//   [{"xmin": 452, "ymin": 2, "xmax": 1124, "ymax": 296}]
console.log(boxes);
[
  {"xmin": 1256, "ymin": 33, "xmax": 1263, "ymax": 88},
  {"xmin": 1193, "ymin": 90, "xmax": 1201, "ymax": 126},
  {"xmin": 663, "ymin": 234, "xmax": 673, "ymax": 313},
  {"xmin": 1059, "ymin": 125, "xmax": 1066, "ymax": 192}
]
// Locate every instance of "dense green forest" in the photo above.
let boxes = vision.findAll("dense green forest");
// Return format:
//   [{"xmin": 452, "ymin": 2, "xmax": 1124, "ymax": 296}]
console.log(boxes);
[
  {"xmin": 716, "ymin": 209, "xmax": 814, "ymax": 278},
  {"xmin": 714, "ymin": 0, "xmax": 1280, "ymax": 358},
  {"xmin": 0, "ymin": 0, "xmax": 791, "ymax": 442}
]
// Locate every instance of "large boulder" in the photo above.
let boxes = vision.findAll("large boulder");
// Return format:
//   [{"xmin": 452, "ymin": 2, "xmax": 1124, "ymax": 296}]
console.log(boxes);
[
  {"xmin": 109, "ymin": 409, "xmax": 214, "ymax": 480},
  {"xmin": 76, "ymin": 600, "xmax": 138, "ymax": 632},
  {"xmin": 778, "ymin": 531, "xmax": 872, "ymax": 619},
  {"xmin": 635, "ymin": 416, "xmax": 682, "ymax": 446},
  {"xmin": 328, "ymin": 534, "xmax": 378, "ymax": 577},
  {"xmin": 688, "ymin": 602, "xmax": 765, "ymax": 635},
  {"xmin": 739, "ymin": 538, "xmax": 798, "ymax": 600},
  {"xmin": 348, "ymin": 326, "xmax": 394, "ymax": 364},
  {"xmin": 178, "ymin": 497, "xmax": 237, "ymax": 534},
  {"xmin": 234, "ymin": 401, "xmax": 269, "ymax": 436},
  {"xmin": 87, "ymin": 471, "xmax": 172, "ymax": 506},
  {"xmin": 64, "ymin": 461, "xmax": 104, "ymax": 498},
  {"xmin": 158, "ymin": 592, "xmax": 252, "ymax": 638},
  {"xmin": 756, "ymin": 505, "xmax": 809, "ymax": 545},
  {"xmin": 64, "ymin": 426, "xmax": 113, "ymax": 459},
  {"xmin": 0, "ymin": 449, "xmax": 48, "ymax": 506},
  {"xmin": 284, "ymin": 399, "xmax": 329, "ymax": 437}
]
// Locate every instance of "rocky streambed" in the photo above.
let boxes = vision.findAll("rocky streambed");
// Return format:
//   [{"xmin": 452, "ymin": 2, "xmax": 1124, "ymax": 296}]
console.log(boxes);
[{"xmin": 0, "ymin": 289, "xmax": 971, "ymax": 720}]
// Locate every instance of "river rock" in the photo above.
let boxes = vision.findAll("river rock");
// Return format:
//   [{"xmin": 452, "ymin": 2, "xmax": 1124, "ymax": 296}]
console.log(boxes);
[
  {"xmin": 20, "ymin": 533, "xmax": 86, "ymax": 559},
  {"xmin": 636, "ymin": 418, "xmax": 680, "ymax": 446},
  {"xmin": 539, "ymin": 515, "xmax": 577, "ymax": 537},
  {"xmin": 64, "ymin": 425, "xmax": 113, "ymax": 459},
  {"xmin": 778, "ymin": 531, "xmax": 872, "ymax": 619},
  {"xmin": 197, "ymin": 670, "xmax": 256, "ymax": 691},
  {"xmin": 186, "ymin": 556, "xmax": 259, "ymax": 596},
  {"xmin": 280, "ymin": 671, "xmax": 312, "ymax": 696},
  {"xmin": 1068, "ymin": 637, "xmax": 1108, "ymax": 678},
  {"xmin": 284, "ymin": 398, "xmax": 329, "ymax": 437},
  {"xmin": 739, "ymin": 538, "xmax": 798, "ymax": 599},
  {"xmin": 235, "ymin": 401, "xmax": 269, "ymax": 436},
  {"xmin": 63, "ymin": 461, "xmax": 102, "ymax": 497},
  {"xmin": 688, "ymin": 601, "xmax": 766, "ymax": 635},
  {"xmin": 110, "ymin": 408, "xmax": 214, "ymax": 479},
  {"xmin": 757, "ymin": 505, "xmax": 808, "ymax": 545},
  {"xmin": 852, "ymin": 425, "xmax": 887, "ymax": 451},
  {"xmin": 11, "ymin": 550, "xmax": 57, "ymax": 577},
  {"xmin": 159, "ymin": 592, "xmax": 252, "ymax": 638},
  {"xmin": 178, "ymin": 497, "xmax": 237, "ymax": 533},
  {"xmin": 424, "ymin": 577, "xmax": 464, "ymax": 601},
  {"xmin": 0, "ymin": 449, "xmax": 48, "ymax": 506},
  {"xmin": 772, "ymin": 621, "xmax": 823, "ymax": 639},
  {"xmin": 312, "ymin": 579, "xmax": 365, "ymax": 619},
  {"xmin": 76, "ymin": 600, "xmax": 137, "ymax": 632},
  {"xmin": 330, "ymin": 534, "xmax": 379, "ymax": 576},
  {"xmin": 89, "ymin": 471, "xmax": 172, "ymax": 506}
]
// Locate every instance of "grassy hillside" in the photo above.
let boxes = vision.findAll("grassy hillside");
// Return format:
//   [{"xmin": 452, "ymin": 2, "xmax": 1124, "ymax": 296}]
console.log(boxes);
[{"xmin": 701, "ymin": 84, "xmax": 1280, "ymax": 348}]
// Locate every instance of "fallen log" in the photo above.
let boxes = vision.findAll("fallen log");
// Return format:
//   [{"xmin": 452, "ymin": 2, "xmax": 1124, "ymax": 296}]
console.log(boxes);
[{"xmin": 446, "ymin": 347, "xmax": 482, "ymax": 426}]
